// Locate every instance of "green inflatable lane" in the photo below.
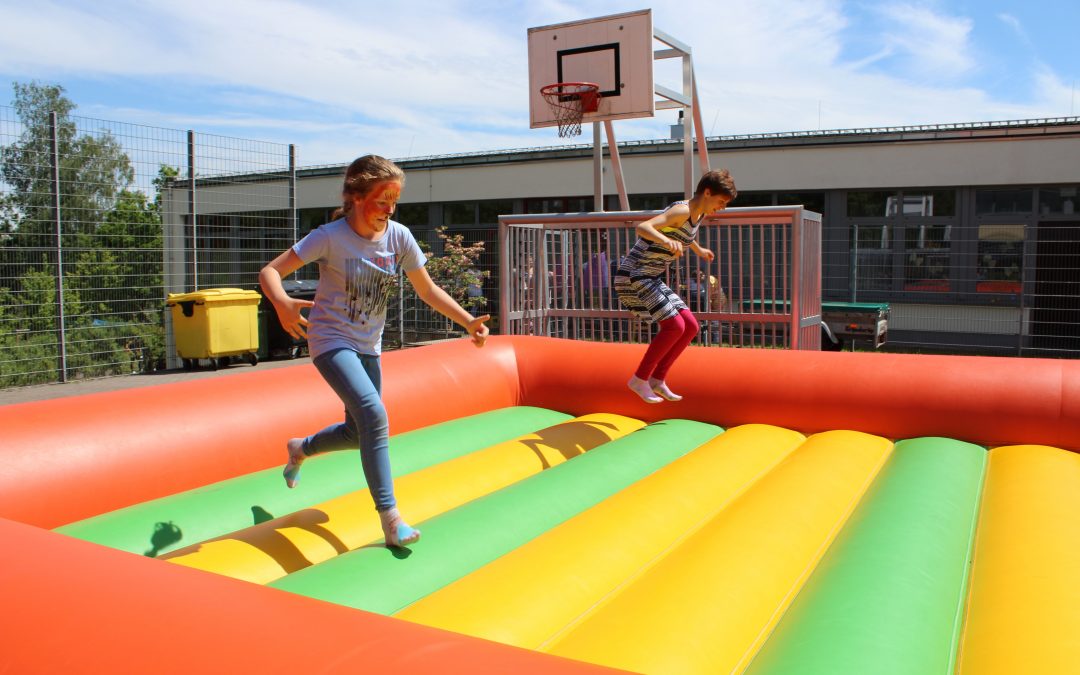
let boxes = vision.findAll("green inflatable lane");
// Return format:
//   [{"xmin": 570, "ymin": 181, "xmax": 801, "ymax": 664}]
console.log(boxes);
[
  {"xmin": 270, "ymin": 419, "xmax": 723, "ymax": 613},
  {"xmin": 55, "ymin": 406, "xmax": 572, "ymax": 557},
  {"xmin": 745, "ymin": 436, "xmax": 986, "ymax": 675}
]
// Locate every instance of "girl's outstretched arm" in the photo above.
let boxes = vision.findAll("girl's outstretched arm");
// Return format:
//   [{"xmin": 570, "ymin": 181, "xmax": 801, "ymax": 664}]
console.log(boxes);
[
  {"xmin": 405, "ymin": 266, "xmax": 490, "ymax": 347},
  {"xmin": 260, "ymin": 249, "xmax": 315, "ymax": 340}
]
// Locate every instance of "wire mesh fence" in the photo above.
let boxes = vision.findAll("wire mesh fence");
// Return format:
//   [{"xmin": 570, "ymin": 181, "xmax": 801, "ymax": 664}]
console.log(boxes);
[
  {"xmin": 0, "ymin": 103, "xmax": 296, "ymax": 386},
  {"xmin": 835, "ymin": 189, "xmax": 1080, "ymax": 356},
  {"xmin": 3, "ymin": 102, "xmax": 1078, "ymax": 391}
]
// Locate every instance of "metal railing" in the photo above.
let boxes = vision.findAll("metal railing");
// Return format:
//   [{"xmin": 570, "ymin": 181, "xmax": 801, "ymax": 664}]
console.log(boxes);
[{"xmin": 499, "ymin": 207, "xmax": 822, "ymax": 349}]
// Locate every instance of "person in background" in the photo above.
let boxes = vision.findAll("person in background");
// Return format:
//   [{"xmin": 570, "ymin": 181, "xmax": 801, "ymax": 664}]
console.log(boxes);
[
  {"xmin": 259, "ymin": 154, "xmax": 490, "ymax": 548},
  {"xmin": 582, "ymin": 231, "xmax": 611, "ymax": 307}
]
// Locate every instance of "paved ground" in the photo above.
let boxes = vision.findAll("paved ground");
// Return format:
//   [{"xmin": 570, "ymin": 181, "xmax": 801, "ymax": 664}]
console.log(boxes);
[{"xmin": 0, "ymin": 356, "xmax": 313, "ymax": 406}]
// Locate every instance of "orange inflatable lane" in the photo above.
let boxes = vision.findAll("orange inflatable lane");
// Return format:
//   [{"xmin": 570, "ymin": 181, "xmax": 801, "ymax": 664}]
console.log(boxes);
[
  {"xmin": 0, "ymin": 338, "xmax": 522, "ymax": 529},
  {"xmin": 0, "ymin": 516, "xmax": 623, "ymax": 674}
]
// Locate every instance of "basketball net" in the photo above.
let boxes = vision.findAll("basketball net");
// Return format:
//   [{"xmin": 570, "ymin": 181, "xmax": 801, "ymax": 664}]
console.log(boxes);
[{"xmin": 540, "ymin": 82, "xmax": 601, "ymax": 137}]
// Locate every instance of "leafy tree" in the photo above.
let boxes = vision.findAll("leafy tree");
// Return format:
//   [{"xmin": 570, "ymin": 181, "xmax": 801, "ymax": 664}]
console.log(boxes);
[
  {"xmin": 0, "ymin": 81, "xmax": 133, "ymax": 253},
  {"xmin": 0, "ymin": 82, "xmax": 171, "ymax": 382}
]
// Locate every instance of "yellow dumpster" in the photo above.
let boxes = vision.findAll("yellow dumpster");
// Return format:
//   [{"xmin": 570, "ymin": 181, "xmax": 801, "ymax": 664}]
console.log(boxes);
[{"xmin": 167, "ymin": 288, "xmax": 261, "ymax": 369}]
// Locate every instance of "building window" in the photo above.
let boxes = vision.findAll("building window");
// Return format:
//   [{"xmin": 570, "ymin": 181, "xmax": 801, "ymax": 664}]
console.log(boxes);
[
  {"xmin": 887, "ymin": 190, "xmax": 956, "ymax": 217},
  {"xmin": 976, "ymin": 188, "xmax": 1033, "ymax": 215},
  {"xmin": 1038, "ymin": 186, "xmax": 1079, "ymax": 216},
  {"xmin": 479, "ymin": 199, "xmax": 513, "ymax": 224},
  {"xmin": 851, "ymin": 223, "xmax": 892, "ymax": 292},
  {"xmin": 778, "ymin": 192, "xmax": 826, "ymax": 217},
  {"xmin": 443, "ymin": 202, "xmax": 477, "ymax": 226},
  {"xmin": 977, "ymin": 223, "xmax": 1023, "ymax": 295},
  {"xmin": 396, "ymin": 203, "xmax": 429, "ymax": 227},
  {"xmin": 629, "ymin": 193, "xmax": 676, "ymax": 210},
  {"xmin": 299, "ymin": 207, "xmax": 336, "ymax": 235},
  {"xmin": 524, "ymin": 197, "xmax": 592, "ymax": 213},
  {"xmin": 734, "ymin": 192, "xmax": 774, "ymax": 208},
  {"xmin": 903, "ymin": 224, "xmax": 951, "ymax": 292},
  {"xmin": 848, "ymin": 191, "xmax": 897, "ymax": 217}
]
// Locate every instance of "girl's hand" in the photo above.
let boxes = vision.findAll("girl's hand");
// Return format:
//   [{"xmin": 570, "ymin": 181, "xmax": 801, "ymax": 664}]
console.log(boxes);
[
  {"xmin": 466, "ymin": 315, "xmax": 491, "ymax": 348},
  {"xmin": 699, "ymin": 248, "xmax": 716, "ymax": 263},
  {"xmin": 663, "ymin": 238, "xmax": 684, "ymax": 257},
  {"xmin": 275, "ymin": 297, "xmax": 315, "ymax": 340}
]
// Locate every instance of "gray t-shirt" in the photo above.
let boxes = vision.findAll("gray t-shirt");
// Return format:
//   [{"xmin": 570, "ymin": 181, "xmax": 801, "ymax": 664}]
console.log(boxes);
[{"xmin": 293, "ymin": 218, "xmax": 426, "ymax": 357}]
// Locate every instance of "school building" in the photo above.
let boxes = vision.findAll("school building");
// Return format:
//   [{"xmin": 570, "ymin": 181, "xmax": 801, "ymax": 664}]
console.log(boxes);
[{"xmin": 168, "ymin": 115, "xmax": 1080, "ymax": 357}]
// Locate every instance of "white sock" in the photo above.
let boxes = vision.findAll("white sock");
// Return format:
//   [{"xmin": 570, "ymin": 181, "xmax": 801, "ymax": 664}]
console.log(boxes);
[
  {"xmin": 628, "ymin": 375, "xmax": 663, "ymax": 403},
  {"xmin": 648, "ymin": 379, "xmax": 683, "ymax": 402}
]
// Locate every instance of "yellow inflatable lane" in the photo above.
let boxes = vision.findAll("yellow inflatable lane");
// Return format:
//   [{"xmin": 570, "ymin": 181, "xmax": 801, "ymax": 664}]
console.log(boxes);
[
  {"xmin": 162, "ymin": 413, "xmax": 644, "ymax": 584},
  {"xmin": 396, "ymin": 424, "xmax": 805, "ymax": 648},
  {"xmin": 957, "ymin": 444, "xmax": 1080, "ymax": 675},
  {"xmin": 543, "ymin": 429, "xmax": 893, "ymax": 675}
]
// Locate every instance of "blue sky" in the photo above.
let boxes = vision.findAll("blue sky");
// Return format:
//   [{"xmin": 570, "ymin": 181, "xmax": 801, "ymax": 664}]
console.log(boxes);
[{"xmin": 1, "ymin": 0, "xmax": 1076, "ymax": 167}]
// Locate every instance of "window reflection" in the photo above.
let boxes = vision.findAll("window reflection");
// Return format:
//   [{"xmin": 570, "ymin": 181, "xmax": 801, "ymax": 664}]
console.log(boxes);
[
  {"xmin": 852, "ymin": 223, "xmax": 891, "ymax": 292},
  {"xmin": 976, "ymin": 189, "xmax": 1032, "ymax": 215},
  {"xmin": 887, "ymin": 190, "xmax": 956, "ymax": 217},
  {"xmin": 443, "ymin": 202, "xmax": 477, "ymax": 226},
  {"xmin": 848, "ymin": 191, "xmax": 896, "ymax": 217},
  {"xmin": 1038, "ymin": 187, "xmax": 1078, "ymax": 216},
  {"xmin": 904, "ymin": 224, "xmax": 951, "ymax": 292},
  {"xmin": 395, "ymin": 203, "xmax": 428, "ymax": 227},
  {"xmin": 977, "ymin": 223, "xmax": 1023, "ymax": 294}
]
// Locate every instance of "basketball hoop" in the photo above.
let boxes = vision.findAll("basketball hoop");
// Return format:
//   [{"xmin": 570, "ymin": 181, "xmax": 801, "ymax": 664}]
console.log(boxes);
[{"xmin": 540, "ymin": 82, "xmax": 601, "ymax": 137}]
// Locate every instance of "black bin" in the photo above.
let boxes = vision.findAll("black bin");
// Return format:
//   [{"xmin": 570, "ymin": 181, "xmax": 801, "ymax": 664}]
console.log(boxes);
[{"xmin": 261, "ymin": 279, "xmax": 317, "ymax": 360}]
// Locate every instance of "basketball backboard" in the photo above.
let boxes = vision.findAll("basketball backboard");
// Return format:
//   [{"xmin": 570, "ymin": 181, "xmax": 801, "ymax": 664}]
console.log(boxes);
[{"xmin": 527, "ymin": 9, "xmax": 654, "ymax": 130}]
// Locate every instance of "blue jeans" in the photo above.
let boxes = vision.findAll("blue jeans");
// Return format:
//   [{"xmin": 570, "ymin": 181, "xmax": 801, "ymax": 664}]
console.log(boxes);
[{"xmin": 303, "ymin": 348, "xmax": 395, "ymax": 512}]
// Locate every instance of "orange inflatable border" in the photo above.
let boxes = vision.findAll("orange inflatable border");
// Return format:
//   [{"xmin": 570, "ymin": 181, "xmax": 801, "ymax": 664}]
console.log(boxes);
[{"xmin": 1, "ymin": 336, "xmax": 1077, "ymax": 673}]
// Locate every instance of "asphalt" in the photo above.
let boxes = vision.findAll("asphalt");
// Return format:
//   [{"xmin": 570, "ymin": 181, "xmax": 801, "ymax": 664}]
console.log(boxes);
[{"xmin": 0, "ymin": 356, "xmax": 314, "ymax": 407}]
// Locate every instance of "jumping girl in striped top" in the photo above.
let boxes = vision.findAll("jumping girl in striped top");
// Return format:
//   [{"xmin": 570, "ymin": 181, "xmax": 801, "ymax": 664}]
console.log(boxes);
[{"xmin": 614, "ymin": 169, "xmax": 737, "ymax": 403}]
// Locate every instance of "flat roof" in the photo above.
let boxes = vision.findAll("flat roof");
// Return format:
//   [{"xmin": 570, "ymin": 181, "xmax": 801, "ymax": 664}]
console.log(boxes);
[{"xmin": 299, "ymin": 116, "xmax": 1080, "ymax": 175}]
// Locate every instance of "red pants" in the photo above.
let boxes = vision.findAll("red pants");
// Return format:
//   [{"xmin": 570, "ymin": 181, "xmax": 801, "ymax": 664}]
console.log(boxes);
[{"xmin": 634, "ymin": 309, "xmax": 699, "ymax": 381}]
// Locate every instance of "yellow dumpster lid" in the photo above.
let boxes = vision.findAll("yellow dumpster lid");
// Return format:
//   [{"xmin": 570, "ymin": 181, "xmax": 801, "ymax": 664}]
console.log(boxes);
[{"xmin": 167, "ymin": 288, "xmax": 262, "ymax": 304}]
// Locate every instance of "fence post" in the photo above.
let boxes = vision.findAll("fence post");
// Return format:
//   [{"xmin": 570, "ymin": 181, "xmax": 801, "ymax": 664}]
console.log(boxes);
[
  {"xmin": 50, "ymin": 111, "xmax": 68, "ymax": 383},
  {"xmin": 850, "ymin": 224, "xmax": 859, "ymax": 302},
  {"xmin": 289, "ymin": 144, "xmax": 297, "ymax": 243},
  {"xmin": 790, "ymin": 213, "xmax": 802, "ymax": 348},
  {"xmin": 187, "ymin": 130, "xmax": 198, "ymax": 290}
]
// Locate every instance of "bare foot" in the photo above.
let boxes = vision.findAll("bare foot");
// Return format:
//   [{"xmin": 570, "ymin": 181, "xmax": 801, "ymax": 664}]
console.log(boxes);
[
  {"xmin": 628, "ymin": 375, "xmax": 663, "ymax": 403},
  {"xmin": 380, "ymin": 508, "xmax": 421, "ymax": 547},
  {"xmin": 649, "ymin": 378, "xmax": 683, "ymax": 402}
]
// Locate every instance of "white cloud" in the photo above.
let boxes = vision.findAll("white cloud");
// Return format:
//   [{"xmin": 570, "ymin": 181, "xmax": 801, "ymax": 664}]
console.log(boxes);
[
  {"xmin": 874, "ymin": 3, "xmax": 976, "ymax": 80},
  {"xmin": 1, "ymin": 0, "xmax": 1075, "ymax": 165},
  {"xmin": 996, "ymin": 13, "xmax": 1031, "ymax": 47}
]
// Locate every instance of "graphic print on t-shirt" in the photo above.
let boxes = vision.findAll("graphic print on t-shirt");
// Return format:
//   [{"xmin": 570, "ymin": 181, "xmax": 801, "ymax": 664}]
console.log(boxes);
[{"xmin": 345, "ymin": 254, "xmax": 396, "ymax": 325}]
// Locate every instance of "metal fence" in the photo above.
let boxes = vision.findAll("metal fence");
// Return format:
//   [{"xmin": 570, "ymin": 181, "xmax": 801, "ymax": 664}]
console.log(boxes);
[
  {"xmin": 0, "ymin": 98, "xmax": 504, "ymax": 388},
  {"xmin": 499, "ymin": 207, "xmax": 823, "ymax": 349},
  {"xmin": 0, "ymin": 104, "xmax": 296, "ymax": 386},
  {"xmin": 844, "ymin": 204, "xmax": 1080, "ymax": 356},
  {"xmin": 4, "ymin": 103, "xmax": 1077, "ymax": 390}
]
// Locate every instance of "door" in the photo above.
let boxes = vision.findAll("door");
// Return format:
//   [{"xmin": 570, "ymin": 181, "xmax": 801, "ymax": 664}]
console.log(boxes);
[{"xmin": 1031, "ymin": 221, "xmax": 1080, "ymax": 352}]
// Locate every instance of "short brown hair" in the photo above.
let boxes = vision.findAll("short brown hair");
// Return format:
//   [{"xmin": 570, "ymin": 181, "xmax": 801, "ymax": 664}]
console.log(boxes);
[{"xmin": 694, "ymin": 169, "xmax": 737, "ymax": 200}]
